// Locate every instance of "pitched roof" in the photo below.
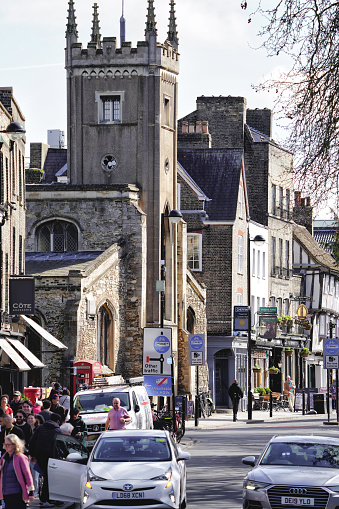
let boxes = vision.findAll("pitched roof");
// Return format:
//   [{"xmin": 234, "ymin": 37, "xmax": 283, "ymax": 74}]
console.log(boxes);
[
  {"xmin": 293, "ymin": 223, "xmax": 339, "ymax": 272},
  {"xmin": 25, "ymin": 251, "xmax": 103, "ymax": 277},
  {"xmin": 177, "ymin": 148, "xmax": 243, "ymax": 221},
  {"xmin": 43, "ymin": 148, "xmax": 67, "ymax": 184}
]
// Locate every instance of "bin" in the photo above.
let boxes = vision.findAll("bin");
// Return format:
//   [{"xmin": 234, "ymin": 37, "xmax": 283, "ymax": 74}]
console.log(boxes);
[
  {"xmin": 24, "ymin": 386, "xmax": 41, "ymax": 405},
  {"xmin": 313, "ymin": 393, "xmax": 326, "ymax": 414}
]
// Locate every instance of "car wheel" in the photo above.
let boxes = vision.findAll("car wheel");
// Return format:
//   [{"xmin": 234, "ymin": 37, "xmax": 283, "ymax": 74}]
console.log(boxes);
[{"xmin": 180, "ymin": 496, "xmax": 187, "ymax": 509}]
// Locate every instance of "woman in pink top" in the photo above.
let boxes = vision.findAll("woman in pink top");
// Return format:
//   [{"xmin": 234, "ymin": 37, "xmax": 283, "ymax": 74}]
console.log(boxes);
[{"xmin": 105, "ymin": 398, "xmax": 131, "ymax": 430}]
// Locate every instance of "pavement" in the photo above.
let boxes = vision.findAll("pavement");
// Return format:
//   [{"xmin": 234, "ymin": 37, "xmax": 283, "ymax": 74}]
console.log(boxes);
[{"xmin": 184, "ymin": 408, "xmax": 339, "ymax": 430}]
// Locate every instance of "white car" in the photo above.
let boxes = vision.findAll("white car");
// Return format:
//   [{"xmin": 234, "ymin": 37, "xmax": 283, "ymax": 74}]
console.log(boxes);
[{"xmin": 48, "ymin": 429, "xmax": 190, "ymax": 509}]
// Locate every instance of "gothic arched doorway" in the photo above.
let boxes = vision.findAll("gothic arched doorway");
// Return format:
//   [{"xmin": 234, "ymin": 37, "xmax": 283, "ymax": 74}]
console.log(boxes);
[{"xmin": 98, "ymin": 304, "xmax": 115, "ymax": 371}]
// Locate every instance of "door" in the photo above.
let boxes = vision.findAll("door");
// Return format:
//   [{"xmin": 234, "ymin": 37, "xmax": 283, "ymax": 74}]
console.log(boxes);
[
  {"xmin": 48, "ymin": 434, "xmax": 88, "ymax": 503},
  {"xmin": 215, "ymin": 358, "xmax": 229, "ymax": 406},
  {"xmin": 132, "ymin": 391, "xmax": 142, "ymax": 428}
]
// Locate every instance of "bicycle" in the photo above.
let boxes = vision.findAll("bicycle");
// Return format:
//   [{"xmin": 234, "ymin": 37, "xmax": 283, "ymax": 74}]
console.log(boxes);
[
  {"xmin": 153, "ymin": 406, "xmax": 185, "ymax": 443},
  {"xmin": 198, "ymin": 392, "xmax": 213, "ymax": 418}
]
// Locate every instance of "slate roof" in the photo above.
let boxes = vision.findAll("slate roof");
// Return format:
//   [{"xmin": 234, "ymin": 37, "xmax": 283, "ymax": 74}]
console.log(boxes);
[
  {"xmin": 43, "ymin": 148, "xmax": 67, "ymax": 184},
  {"xmin": 313, "ymin": 220, "xmax": 339, "ymax": 255},
  {"xmin": 177, "ymin": 148, "xmax": 243, "ymax": 221},
  {"xmin": 25, "ymin": 251, "xmax": 104, "ymax": 277},
  {"xmin": 293, "ymin": 223, "xmax": 339, "ymax": 272}
]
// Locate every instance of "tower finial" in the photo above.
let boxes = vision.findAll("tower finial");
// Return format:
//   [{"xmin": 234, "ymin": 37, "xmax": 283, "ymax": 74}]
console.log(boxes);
[
  {"xmin": 91, "ymin": 3, "xmax": 102, "ymax": 47},
  {"xmin": 145, "ymin": 0, "xmax": 157, "ymax": 38},
  {"xmin": 66, "ymin": 0, "xmax": 78, "ymax": 41},
  {"xmin": 167, "ymin": 0, "xmax": 178, "ymax": 50},
  {"xmin": 120, "ymin": 0, "xmax": 126, "ymax": 47}
]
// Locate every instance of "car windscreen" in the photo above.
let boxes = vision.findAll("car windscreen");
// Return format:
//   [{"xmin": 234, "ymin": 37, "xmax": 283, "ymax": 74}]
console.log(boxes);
[
  {"xmin": 74, "ymin": 392, "xmax": 131, "ymax": 414},
  {"xmin": 260, "ymin": 442, "xmax": 339, "ymax": 468},
  {"xmin": 92, "ymin": 436, "xmax": 171, "ymax": 462}
]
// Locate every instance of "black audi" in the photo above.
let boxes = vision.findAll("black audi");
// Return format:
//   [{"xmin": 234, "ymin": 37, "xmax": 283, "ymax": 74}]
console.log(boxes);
[{"xmin": 242, "ymin": 435, "xmax": 339, "ymax": 508}]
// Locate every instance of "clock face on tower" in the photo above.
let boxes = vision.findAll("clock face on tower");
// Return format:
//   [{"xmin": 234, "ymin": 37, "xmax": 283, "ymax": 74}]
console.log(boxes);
[{"xmin": 101, "ymin": 154, "xmax": 118, "ymax": 173}]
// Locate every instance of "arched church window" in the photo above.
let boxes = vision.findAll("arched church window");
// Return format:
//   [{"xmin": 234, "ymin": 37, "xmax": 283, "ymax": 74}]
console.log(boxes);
[
  {"xmin": 98, "ymin": 304, "xmax": 114, "ymax": 369},
  {"xmin": 36, "ymin": 220, "xmax": 78, "ymax": 252}
]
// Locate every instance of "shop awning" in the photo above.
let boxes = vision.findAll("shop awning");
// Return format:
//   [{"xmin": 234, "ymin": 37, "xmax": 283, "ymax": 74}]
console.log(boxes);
[
  {"xmin": 0, "ymin": 337, "xmax": 30, "ymax": 371},
  {"xmin": 20, "ymin": 315, "xmax": 68, "ymax": 350},
  {"xmin": 7, "ymin": 338, "xmax": 45, "ymax": 368}
]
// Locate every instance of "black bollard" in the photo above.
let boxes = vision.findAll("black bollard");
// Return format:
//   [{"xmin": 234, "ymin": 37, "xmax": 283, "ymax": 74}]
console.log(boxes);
[
  {"xmin": 269, "ymin": 391, "xmax": 273, "ymax": 417},
  {"xmin": 302, "ymin": 390, "xmax": 305, "ymax": 415}
]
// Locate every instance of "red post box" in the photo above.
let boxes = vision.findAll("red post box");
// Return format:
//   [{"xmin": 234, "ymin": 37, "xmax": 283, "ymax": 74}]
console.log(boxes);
[
  {"xmin": 74, "ymin": 360, "xmax": 102, "ymax": 393},
  {"xmin": 24, "ymin": 387, "xmax": 41, "ymax": 405}
]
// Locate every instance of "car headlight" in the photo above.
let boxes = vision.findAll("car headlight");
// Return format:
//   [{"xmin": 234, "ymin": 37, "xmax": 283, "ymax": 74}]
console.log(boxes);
[
  {"xmin": 86, "ymin": 467, "xmax": 107, "ymax": 488},
  {"xmin": 244, "ymin": 480, "xmax": 270, "ymax": 491},
  {"xmin": 328, "ymin": 485, "xmax": 339, "ymax": 493},
  {"xmin": 151, "ymin": 470, "xmax": 172, "ymax": 488}
]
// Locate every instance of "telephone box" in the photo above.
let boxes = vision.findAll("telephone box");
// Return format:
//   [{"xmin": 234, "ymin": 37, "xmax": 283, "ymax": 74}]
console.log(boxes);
[{"xmin": 74, "ymin": 360, "xmax": 102, "ymax": 393}]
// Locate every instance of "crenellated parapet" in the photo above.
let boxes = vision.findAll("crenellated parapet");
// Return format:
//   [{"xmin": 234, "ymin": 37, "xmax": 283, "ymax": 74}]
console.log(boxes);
[{"xmin": 67, "ymin": 39, "xmax": 179, "ymax": 76}]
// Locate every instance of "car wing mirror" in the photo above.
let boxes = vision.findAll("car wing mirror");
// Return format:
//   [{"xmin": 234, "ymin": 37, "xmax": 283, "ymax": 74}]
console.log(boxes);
[
  {"xmin": 177, "ymin": 450, "xmax": 191, "ymax": 461},
  {"xmin": 66, "ymin": 452, "xmax": 83, "ymax": 462},
  {"xmin": 242, "ymin": 456, "xmax": 256, "ymax": 467}
]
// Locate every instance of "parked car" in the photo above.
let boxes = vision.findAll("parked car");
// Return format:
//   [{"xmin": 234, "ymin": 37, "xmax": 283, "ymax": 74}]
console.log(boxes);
[
  {"xmin": 48, "ymin": 429, "xmax": 190, "ymax": 509},
  {"xmin": 74, "ymin": 381, "xmax": 153, "ymax": 448},
  {"xmin": 242, "ymin": 434, "xmax": 339, "ymax": 509}
]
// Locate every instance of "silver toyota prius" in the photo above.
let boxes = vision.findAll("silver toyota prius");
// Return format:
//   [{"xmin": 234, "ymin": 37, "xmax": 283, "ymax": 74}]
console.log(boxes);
[{"xmin": 242, "ymin": 435, "xmax": 339, "ymax": 509}]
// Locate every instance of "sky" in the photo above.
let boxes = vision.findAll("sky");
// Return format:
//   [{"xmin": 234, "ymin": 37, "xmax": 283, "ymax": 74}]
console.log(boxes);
[{"xmin": 2, "ymin": 1, "xmax": 328, "ymax": 216}]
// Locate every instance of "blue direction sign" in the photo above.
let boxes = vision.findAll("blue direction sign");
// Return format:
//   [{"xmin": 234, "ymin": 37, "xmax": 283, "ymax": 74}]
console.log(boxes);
[
  {"xmin": 143, "ymin": 376, "xmax": 173, "ymax": 396},
  {"xmin": 324, "ymin": 338, "xmax": 339, "ymax": 355},
  {"xmin": 188, "ymin": 334, "xmax": 205, "ymax": 366}
]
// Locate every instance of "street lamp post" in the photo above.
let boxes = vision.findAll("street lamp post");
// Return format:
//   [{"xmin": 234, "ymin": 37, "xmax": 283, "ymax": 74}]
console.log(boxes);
[
  {"xmin": 247, "ymin": 231, "xmax": 265, "ymax": 421},
  {"xmin": 160, "ymin": 209, "xmax": 182, "ymax": 423}
]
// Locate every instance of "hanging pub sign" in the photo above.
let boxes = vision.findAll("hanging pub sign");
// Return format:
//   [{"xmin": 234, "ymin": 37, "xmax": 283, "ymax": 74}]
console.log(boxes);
[{"xmin": 9, "ymin": 276, "xmax": 35, "ymax": 315}]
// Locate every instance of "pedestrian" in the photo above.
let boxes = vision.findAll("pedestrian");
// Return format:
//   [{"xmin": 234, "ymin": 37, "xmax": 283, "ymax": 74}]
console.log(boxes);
[
  {"xmin": 0, "ymin": 415, "xmax": 25, "ymax": 453},
  {"xmin": 50, "ymin": 394, "xmax": 66, "ymax": 424},
  {"xmin": 25, "ymin": 415, "xmax": 40, "ymax": 498},
  {"xmin": 26, "ymin": 414, "xmax": 36, "ymax": 433},
  {"xmin": 28, "ymin": 414, "xmax": 61, "ymax": 507},
  {"xmin": 34, "ymin": 414, "xmax": 45, "ymax": 428},
  {"xmin": 32, "ymin": 401, "xmax": 42, "ymax": 414},
  {"xmin": 105, "ymin": 397, "xmax": 131, "ymax": 430},
  {"xmin": 0, "ymin": 434, "xmax": 34, "ymax": 509},
  {"xmin": 14, "ymin": 410, "xmax": 32, "ymax": 446},
  {"xmin": 1, "ymin": 394, "xmax": 13, "ymax": 416},
  {"xmin": 10, "ymin": 392, "xmax": 23, "ymax": 416},
  {"xmin": 69, "ymin": 408, "xmax": 88, "ymax": 439},
  {"xmin": 39, "ymin": 400, "xmax": 53, "ymax": 422},
  {"xmin": 59, "ymin": 389, "xmax": 70, "ymax": 420},
  {"xmin": 21, "ymin": 401, "xmax": 33, "ymax": 415},
  {"xmin": 48, "ymin": 382, "xmax": 61, "ymax": 402},
  {"xmin": 284, "ymin": 375, "xmax": 296, "ymax": 412},
  {"xmin": 60, "ymin": 423, "xmax": 73, "ymax": 436},
  {"xmin": 228, "ymin": 379, "xmax": 243, "ymax": 422}
]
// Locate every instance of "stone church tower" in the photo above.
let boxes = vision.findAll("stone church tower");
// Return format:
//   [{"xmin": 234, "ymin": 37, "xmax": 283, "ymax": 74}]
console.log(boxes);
[{"xmin": 25, "ymin": 1, "xmax": 205, "ymax": 394}]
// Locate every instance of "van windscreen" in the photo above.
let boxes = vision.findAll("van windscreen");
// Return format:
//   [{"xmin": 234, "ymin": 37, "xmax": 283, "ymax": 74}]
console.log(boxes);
[{"xmin": 74, "ymin": 392, "xmax": 131, "ymax": 414}]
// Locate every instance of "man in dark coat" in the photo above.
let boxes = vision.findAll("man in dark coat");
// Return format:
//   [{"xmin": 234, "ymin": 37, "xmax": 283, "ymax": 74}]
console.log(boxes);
[
  {"xmin": 50, "ymin": 394, "xmax": 66, "ymax": 424},
  {"xmin": 40, "ymin": 399, "xmax": 53, "ymax": 422},
  {"xmin": 0, "ymin": 414, "xmax": 25, "ymax": 452},
  {"xmin": 14, "ymin": 409, "xmax": 32, "ymax": 445},
  {"xmin": 29, "ymin": 414, "xmax": 61, "ymax": 505},
  {"xmin": 228, "ymin": 379, "xmax": 243, "ymax": 422}
]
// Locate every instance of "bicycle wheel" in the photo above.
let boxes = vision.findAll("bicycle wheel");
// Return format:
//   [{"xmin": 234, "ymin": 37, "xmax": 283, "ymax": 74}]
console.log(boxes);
[{"xmin": 199, "ymin": 397, "xmax": 206, "ymax": 418}]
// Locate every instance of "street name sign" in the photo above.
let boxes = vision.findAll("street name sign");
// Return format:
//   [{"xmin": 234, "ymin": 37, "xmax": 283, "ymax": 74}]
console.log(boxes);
[
  {"xmin": 188, "ymin": 334, "xmax": 205, "ymax": 366},
  {"xmin": 143, "ymin": 328, "xmax": 172, "ymax": 375}
]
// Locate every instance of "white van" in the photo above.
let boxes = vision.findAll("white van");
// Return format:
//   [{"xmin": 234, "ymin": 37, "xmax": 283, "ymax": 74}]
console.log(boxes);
[{"xmin": 73, "ymin": 377, "xmax": 153, "ymax": 448}]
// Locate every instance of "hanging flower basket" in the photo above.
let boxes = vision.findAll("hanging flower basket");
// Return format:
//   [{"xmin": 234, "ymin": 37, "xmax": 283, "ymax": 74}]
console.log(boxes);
[
  {"xmin": 286, "ymin": 350, "xmax": 293, "ymax": 357},
  {"xmin": 252, "ymin": 367, "xmax": 261, "ymax": 373},
  {"xmin": 268, "ymin": 367, "xmax": 280, "ymax": 375},
  {"xmin": 287, "ymin": 320, "xmax": 293, "ymax": 326},
  {"xmin": 300, "ymin": 348, "xmax": 310, "ymax": 357},
  {"xmin": 301, "ymin": 352, "xmax": 309, "ymax": 357}
]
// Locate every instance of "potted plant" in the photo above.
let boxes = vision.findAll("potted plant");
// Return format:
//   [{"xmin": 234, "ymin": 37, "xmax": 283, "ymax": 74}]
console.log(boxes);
[
  {"xmin": 263, "ymin": 387, "xmax": 271, "ymax": 394},
  {"xmin": 285, "ymin": 347, "xmax": 294, "ymax": 357},
  {"xmin": 252, "ymin": 364, "xmax": 261, "ymax": 372},
  {"xmin": 254, "ymin": 387, "xmax": 265, "ymax": 396},
  {"xmin": 285, "ymin": 315, "xmax": 294, "ymax": 326},
  {"xmin": 300, "ymin": 347, "xmax": 310, "ymax": 357},
  {"xmin": 268, "ymin": 366, "xmax": 280, "ymax": 374}
]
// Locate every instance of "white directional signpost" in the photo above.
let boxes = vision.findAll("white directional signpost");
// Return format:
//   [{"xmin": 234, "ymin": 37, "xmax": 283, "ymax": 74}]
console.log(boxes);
[{"xmin": 143, "ymin": 328, "xmax": 172, "ymax": 376}]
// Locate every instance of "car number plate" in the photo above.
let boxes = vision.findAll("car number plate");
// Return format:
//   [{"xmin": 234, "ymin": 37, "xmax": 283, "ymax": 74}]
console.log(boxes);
[
  {"xmin": 281, "ymin": 496, "xmax": 314, "ymax": 506},
  {"xmin": 113, "ymin": 492, "xmax": 145, "ymax": 499}
]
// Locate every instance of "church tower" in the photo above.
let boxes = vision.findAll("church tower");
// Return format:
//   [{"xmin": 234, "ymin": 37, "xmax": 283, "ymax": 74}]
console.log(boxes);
[{"xmin": 65, "ymin": 0, "xmax": 180, "ymax": 326}]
